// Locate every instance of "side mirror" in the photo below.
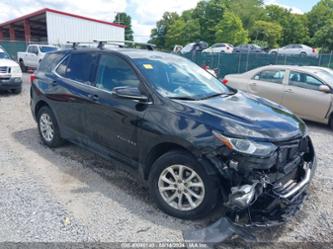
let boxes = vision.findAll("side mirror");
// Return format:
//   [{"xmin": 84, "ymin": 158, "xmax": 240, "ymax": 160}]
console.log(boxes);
[
  {"xmin": 319, "ymin": 85, "xmax": 331, "ymax": 93},
  {"xmin": 112, "ymin": 86, "xmax": 149, "ymax": 102}
]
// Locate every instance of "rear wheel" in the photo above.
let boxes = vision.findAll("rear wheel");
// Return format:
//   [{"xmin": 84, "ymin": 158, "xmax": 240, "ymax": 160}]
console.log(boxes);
[
  {"xmin": 19, "ymin": 60, "xmax": 27, "ymax": 72},
  {"xmin": 330, "ymin": 115, "xmax": 333, "ymax": 130},
  {"xmin": 37, "ymin": 106, "xmax": 64, "ymax": 147},
  {"xmin": 300, "ymin": 52, "xmax": 307, "ymax": 57},
  {"xmin": 149, "ymin": 150, "xmax": 219, "ymax": 219}
]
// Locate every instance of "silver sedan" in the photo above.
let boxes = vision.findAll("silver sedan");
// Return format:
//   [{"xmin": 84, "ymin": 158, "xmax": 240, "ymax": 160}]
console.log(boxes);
[{"xmin": 224, "ymin": 65, "xmax": 333, "ymax": 128}]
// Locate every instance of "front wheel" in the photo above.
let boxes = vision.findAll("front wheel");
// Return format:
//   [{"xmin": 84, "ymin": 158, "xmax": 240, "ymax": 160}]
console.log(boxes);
[
  {"xmin": 149, "ymin": 151, "xmax": 219, "ymax": 219},
  {"xmin": 19, "ymin": 60, "xmax": 27, "ymax": 72},
  {"xmin": 37, "ymin": 106, "xmax": 64, "ymax": 147}
]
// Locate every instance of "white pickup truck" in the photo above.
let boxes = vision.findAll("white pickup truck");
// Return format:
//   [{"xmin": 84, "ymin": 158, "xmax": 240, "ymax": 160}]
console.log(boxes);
[{"xmin": 17, "ymin": 44, "xmax": 58, "ymax": 71}]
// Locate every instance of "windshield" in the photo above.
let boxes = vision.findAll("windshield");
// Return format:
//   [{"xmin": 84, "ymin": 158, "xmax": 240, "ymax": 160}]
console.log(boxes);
[
  {"xmin": 40, "ymin": 46, "xmax": 58, "ymax": 53},
  {"xmin": 0, "ymin": 52, "xmax": 10, "ymax": 59},
  {"xmin": 133, "ymin": 55, "xmax": 232, "ymax": 100}
]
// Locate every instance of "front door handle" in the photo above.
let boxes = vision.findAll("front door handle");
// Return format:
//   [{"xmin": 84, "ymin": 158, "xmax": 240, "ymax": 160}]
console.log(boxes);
[
  {"xmin": 51, "ymin": 80, "xmax": 57, "ymax": 86},
  {"xmin": 88, "ymin": 94, "xmax": 99, "ymax": 102},
  {"xmin": 285, "ymin": 89, "xmax": 294, "ymax": 93}
]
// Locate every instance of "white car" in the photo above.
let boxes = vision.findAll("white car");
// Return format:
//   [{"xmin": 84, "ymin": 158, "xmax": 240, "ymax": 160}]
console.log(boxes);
[
  {"xmin": 17, "ymin": 44, "xmax": 58, "ymax": 71},
  {"xmin": 0, "ymin": 47, "xmax": 22, "ymax": 93},
  {"xmin": 269, "ymin": 44, "xmax": 318, "ymax": 57},
  {"xmin": 202, "ymin": 43, "xmax": 233, "ymax": 53}
]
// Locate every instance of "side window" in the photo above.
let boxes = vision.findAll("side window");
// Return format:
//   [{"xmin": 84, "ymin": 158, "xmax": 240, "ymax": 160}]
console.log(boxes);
[
  {"xmin": 65, "ymin": 53, "xmax": 96, "ymax": 84},
  {"xmin": 253, "ymin": 70, "xmax": 285, "ymax": 84},
  {"xmin": 27, "ymin": 46, "xmax": 35, "ymax": 53},
  {"xmin": 289, "ymin": 71, "xmax": 323, "ymax": 90},
  {"xmin": 55, "ymin": 56, "xmax": 70, "ymax": 77},
  {"xmin": 95, "ymin": 54, "xmax": 140, "ymax": 92}
]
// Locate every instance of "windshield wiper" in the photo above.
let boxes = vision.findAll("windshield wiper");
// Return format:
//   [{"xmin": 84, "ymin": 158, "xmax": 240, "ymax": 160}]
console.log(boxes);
[
  {"xmin": 169, "ymin": 96, "xmax": 197, "ymax": 101},
  {"xmin": 199, "ymin": 91, "xmax": 236, "ymax": 100}
]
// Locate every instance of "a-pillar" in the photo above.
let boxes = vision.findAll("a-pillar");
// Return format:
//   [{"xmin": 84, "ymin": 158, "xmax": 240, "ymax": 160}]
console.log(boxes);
[
  {"xmin": 9, "ymin": 24, "xmax": 16, "ymax": 41},
  {"xmin": 24, "ymin": 19, "xmax": 31, "ymax": 43}
]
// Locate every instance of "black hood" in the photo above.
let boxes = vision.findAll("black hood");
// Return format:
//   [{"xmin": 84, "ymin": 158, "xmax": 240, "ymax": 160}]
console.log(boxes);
[{"xmin": 177, "ymin": 91, "xmax": 307, "ymax": 142}]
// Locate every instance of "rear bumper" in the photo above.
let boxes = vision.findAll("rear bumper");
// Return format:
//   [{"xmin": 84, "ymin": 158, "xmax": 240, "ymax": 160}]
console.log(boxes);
[{"xmin": 0, "ymin": 77, "xmax": 22, "ymax": 90}]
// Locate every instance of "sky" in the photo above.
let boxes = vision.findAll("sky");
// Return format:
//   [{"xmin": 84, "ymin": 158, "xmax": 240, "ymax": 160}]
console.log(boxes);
[{"xmin": 0, "ymin": 0, "xmax": 320, "ymax": 42}]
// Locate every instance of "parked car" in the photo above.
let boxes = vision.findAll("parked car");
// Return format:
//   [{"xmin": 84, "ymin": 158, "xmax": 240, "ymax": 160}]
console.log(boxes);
[
  {"xmin": 224, "ymin": 65, "xmax": 333, "ymax": 128},
  {"xmin": 233, "ymin": 44, "xmax": 264, "ymax": 53},
  {"xmin": 180, "ymin": 41, "xmax": 208, "ymax": 54},
  {"xmin": 172, "ymin": 45, "xmax": 183, "ymax": 54},
  {"xmin": 17, "ymin": 44, "xmax": 58, "ymax": 71},
  {"xmin": 30, "ymin": 47, "xmax": 316, "ymax": 224},
  {"xmin": 202, "ymin": 43, "xmax": 233, "ymax": 53},
  {"xmin": 269, "ymin": 44, "xmax": 318, "ymax": 57},
  {"xmin": 0, "ymin": 47, "xmax": 22, "ymax": 93}
]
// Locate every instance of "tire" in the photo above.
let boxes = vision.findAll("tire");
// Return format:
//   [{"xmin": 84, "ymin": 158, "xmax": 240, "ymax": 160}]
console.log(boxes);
[
  {"xmin": 149, "ymin": 150, "xmax": 220, "ymax": 219},
  {"xmin": 37, "ymin": 106, "xmax": 64, "ymax": 148},
  {"xmin": 330, "ymin": 115, "xmax": 333, "ymax": 130},
  {"xmin": 300, "ymin": 52, "xmax": 307, "ymax": 57},
  {"xmin": 19, "ymin": 60, "xmax": 27, "ymax": 72},
  {"xmin": 12, "ymin": 88, "xmax": 21, "ymax": 94},
  {"xmin": 271, "ymin": 51, "xmax": 277, "ymax": 56}
]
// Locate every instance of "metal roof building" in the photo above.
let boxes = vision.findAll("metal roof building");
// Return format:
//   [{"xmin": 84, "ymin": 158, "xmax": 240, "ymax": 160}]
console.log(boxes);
[{"xmin": 0, "ymin": 8, "xmax": 126, "ymax": 44}]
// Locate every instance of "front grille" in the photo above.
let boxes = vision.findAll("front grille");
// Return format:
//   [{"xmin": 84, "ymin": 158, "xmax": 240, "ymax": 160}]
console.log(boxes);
[
  {"xmin": 275, "ymin": 136, "xmax": 309, "ymax": 166},
  {"xmin": 0, "ymin": 66, "xmax": 8, "ymax": 73}
]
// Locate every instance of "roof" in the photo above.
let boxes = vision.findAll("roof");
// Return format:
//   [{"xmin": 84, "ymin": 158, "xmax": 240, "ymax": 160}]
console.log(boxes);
[{"xmin": 0, "ymin": 8, "xmax": 126, "ymax": 28}]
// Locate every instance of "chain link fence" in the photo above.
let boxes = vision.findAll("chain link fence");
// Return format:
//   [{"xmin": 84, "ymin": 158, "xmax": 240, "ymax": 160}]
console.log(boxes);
[{"xmin": 182, "ymin": 52, "xmax": 333, "ymax": 78}]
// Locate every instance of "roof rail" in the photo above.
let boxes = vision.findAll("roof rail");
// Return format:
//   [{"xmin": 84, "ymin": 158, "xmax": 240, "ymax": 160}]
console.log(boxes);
[{"xmin": 66, "ymin": 40, "xmax": 156, "ymax": 51}]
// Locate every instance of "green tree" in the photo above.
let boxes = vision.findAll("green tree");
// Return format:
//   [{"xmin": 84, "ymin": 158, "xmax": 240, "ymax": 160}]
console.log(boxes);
[
  {"xmin": 215, "ymin": 11, "xmax": 248, "ymax": 45},
  {"xmin": 165, "ymin": 19, "xmax": 186, "ymax": 49},
  {"xmin": 312, "ymin": 20, "xmax": 333, "ymax": 51},
  {"xmin": 307, "ymin": 0, "xmax": 333, "ymax": 37},
  {"xmin": 192, "ymin": 0, "xmax": 227, "ymax": 44},
  {"xmin": 265, "ymin": 5, "xmax": 309, "ymax": 46},
  {"xmin": 113, "ymin": 12, "xmax": 134, "ymax": 41},
  {"xmin": 250, "ymin": 20, "xmax": 282, "ymax": 48},
  {"xmin": 149, "ymin": 12, "xmax": 179, "ymax": 48},
  {"xmin": 226, "ymin": 0, "xmax": 265, "ymax": 29}
]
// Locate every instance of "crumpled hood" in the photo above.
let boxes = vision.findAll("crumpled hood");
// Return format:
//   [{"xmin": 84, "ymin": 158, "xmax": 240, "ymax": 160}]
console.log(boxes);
[
  {"xmin": 178, "ymin": 91, "xmax": 306, "ymax": 142},
  {"xmin": 0, "ymin": 59, "xmax": 19, "ymax": 67}
]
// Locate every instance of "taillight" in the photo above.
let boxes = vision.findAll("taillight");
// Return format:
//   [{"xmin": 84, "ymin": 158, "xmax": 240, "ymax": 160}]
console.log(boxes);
[
  {"xmin": 312, "ymin": 48, "xmax": 317, "ymax": 53},
  {"xmin": 202, "ymin": 65, "xmax": 209, "ymax": 70},
  {"xmin": 227, "ymin": 47, "xmax": 230, "ymax": 50},
  {"xmin": 30, "ymin": 74, "xmax": 36, "ymax": 84},
  {"xmin": 221, "ymin": 79, "xmax": 228, "ymax": 84}
]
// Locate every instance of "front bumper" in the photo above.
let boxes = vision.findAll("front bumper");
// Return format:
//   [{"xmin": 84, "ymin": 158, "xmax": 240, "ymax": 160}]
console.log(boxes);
[
  {"xmin": 0, "ymin": 77, "xmax": 22, "ymax": 90},
  {"xmin": 220, "ymin": 135, "xmax": 316, "ymax": 227}
]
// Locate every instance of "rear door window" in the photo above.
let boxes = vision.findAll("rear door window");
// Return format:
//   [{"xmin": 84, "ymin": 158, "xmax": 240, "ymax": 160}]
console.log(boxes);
[
  {"xmin": 289, "ymin": 71, "xmax": 323, "ymax": 90},
  {"xmin": 254, "ymin": 70, "xmax": 285, "ymax": 84},
  {"xmin": 64, "ymin": 53, "xmax": 97, "ymax": 84}
]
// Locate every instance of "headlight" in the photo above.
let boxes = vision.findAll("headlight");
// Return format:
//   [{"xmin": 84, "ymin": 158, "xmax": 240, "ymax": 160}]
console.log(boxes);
[
  {"xmin": 11, "ymin": 66, "xmax": 22, "ymax": 74},
  {"xmin": 213, "ymin": 131, "xmax": 277, "ymax": 157}
]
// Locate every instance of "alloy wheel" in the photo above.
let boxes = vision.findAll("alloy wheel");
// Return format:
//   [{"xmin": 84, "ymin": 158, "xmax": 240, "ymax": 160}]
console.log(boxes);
[
  {"xmin": 158, "ymin": 164, "xmax": 205, "ymax": 211},
  {"xmin": 39, "ymin": 113, "xmax": 54, "ymax": 142}
]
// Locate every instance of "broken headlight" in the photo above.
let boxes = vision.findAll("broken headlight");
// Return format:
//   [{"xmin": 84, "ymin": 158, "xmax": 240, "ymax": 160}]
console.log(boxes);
[{"xmin": 213, "ymin": 131, "xmax": 277, "ymax": 157}]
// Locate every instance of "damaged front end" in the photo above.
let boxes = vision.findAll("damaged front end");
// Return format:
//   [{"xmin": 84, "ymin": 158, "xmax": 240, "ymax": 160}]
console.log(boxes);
[
  {"xmin": 211, "ymin": 134, "xmax": 316, "ymax": 227},
  {"xmin": 184, "ymin": 135, "xmax": 316, "ymax": 244}
]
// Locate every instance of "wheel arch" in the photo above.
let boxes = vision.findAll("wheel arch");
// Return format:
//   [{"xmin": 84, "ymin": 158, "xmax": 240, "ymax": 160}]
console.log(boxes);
[
  {"xmin": 35, "ymin": 100, "xmax": 50, "ymax": 119},
  {"xmin": 142, "ymin": 141, "xmax": 220, "ymax": 181}
]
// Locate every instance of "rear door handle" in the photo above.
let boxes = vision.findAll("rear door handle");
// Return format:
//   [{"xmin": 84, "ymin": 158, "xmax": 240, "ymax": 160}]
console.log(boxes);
[
  {"xmin": 250, "ymin": 82, "xmax": 257, "ymax": 86},
  {"xmin": 285, "ymin": 89, "xmax": 294, "ymax": 93},
  {"xmin": 88, "ymin": 94, "xmax": 99, "ymax": 102}
]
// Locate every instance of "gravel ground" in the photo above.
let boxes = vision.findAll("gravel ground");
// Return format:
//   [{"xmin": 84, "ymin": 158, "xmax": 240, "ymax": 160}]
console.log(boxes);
[{"xmin": 0, "ymin": 74, "xmax": 332, "ymax": 247}]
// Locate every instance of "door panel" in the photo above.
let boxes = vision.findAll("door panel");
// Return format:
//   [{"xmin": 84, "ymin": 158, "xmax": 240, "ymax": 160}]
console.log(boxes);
[
  {"xmin": 84, "ymin": 53, "xmax": 148, "ymax": 166},
  {"xmin": 249, "ymin": 69, "xmax": 286, "ymax": 104},
  {"xmin": 283, "ymin": 71, "xmax": 332, "ymax": 120}
]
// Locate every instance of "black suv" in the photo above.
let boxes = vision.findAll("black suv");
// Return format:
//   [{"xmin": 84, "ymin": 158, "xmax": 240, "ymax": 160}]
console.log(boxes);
[{"xmin": 31, "ymin": 46, "xmax": 316, "ymax": 224}]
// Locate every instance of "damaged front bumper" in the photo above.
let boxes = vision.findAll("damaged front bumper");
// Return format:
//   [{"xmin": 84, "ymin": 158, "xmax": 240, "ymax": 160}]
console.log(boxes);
[
  {"xmin": 224, "ymin": 135, "xmax": 317, "ymax": 227},
  {"xmin": 184, "ymin": 136, "xmax": 316, "ymax": 244}
]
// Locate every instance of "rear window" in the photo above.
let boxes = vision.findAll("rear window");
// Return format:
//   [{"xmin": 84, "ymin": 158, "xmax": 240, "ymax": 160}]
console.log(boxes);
[
  {"xmin": 38, "ymin": 52, "xmax": 67, "ymax": 72},
  {"xmin": 40, "ymin": 46, "xmax": 58, "ymax": 53}
]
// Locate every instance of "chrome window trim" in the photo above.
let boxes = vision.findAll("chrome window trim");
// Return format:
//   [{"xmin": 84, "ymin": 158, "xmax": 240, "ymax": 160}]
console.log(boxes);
[{"xmin": 52, "ymin": 52, "xmax": 152, "ymax": 103}]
